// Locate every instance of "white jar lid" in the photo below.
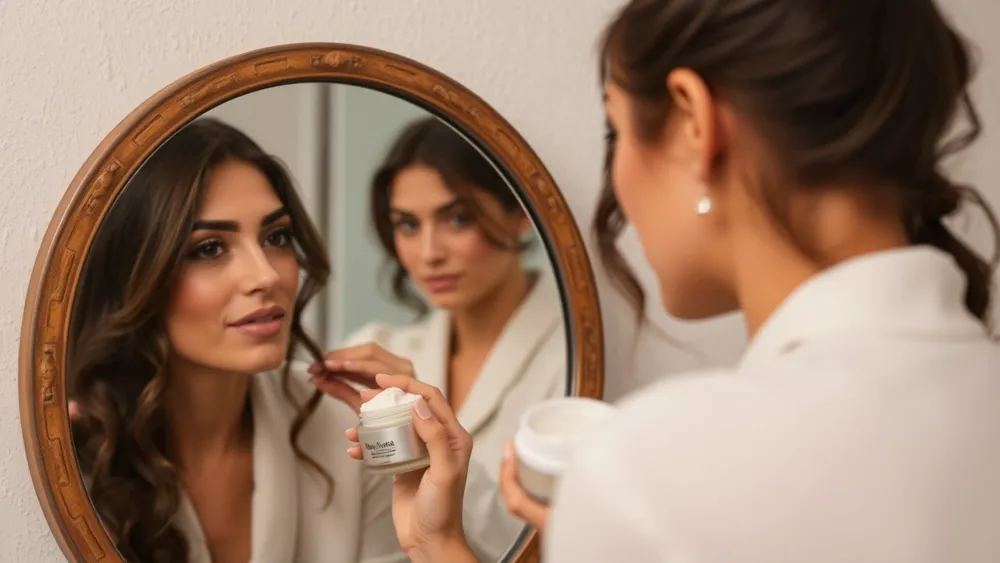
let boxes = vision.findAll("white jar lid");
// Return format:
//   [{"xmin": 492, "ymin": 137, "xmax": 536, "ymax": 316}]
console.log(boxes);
[{"xmin": 513, "ymin": 397, "xmax": 616, "ymax": 476}]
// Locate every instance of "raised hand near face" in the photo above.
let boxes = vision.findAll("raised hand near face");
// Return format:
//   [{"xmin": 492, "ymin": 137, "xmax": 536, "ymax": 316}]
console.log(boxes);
[{"xmin": 308, "ymin": 342, "xmax": 416, "ymax": 414}]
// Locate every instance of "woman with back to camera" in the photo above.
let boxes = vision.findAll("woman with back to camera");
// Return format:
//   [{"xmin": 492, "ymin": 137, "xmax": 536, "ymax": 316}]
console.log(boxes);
[
  {"xmin": 342, "ymin": 0, "xmax": 1000, "ymax": 561},
  {"xmin": 68, "ymin": 117, "xmax": 415, "ymax": 563},
  {"xmin": 311, "ymin": 116, "xmax": 566, "ymax": 561}
]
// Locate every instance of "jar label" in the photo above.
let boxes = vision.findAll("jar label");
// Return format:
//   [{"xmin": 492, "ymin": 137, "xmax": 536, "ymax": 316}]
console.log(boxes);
[{"xmin": 357, "ymin": 422, "xmax": 429, "ymax": 467}]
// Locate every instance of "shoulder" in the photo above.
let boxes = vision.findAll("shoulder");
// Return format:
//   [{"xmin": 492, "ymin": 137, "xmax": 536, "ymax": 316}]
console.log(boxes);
[
  {"xmin": 561, "ymin": 366, "xmax": 811, "ymax": 505},
  {"xmin": 549, "ymin": 368, "xmax": 812, "ymax": 555},
  {"xmin": 342, "ymin": 318, "xmax": 432, "ymax": 350}
]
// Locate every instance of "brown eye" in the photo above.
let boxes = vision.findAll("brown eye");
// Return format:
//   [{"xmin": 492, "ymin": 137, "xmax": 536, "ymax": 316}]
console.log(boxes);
[
  {"xmin": 189, "ymin": 239, "xmax": 224, "ymax": 261},
  {"xmin": 447, "ymin": 212, "xmax": 473, "ymax": 229},
  {"xmin": 264, "ymin": 227, "xmax": 294, "ymax": 248},
  {"xmin": 393, "ymin": 218, "xmax": 419, "ymax": 235}
]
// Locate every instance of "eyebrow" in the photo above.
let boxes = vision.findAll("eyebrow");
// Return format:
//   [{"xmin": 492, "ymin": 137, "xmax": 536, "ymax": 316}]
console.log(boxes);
[
  {"xmin": 390, "ymin": 199, "xmax": 466, "ymax": 217},
  {"xmin": 192, "ymin": 207, "xmax": 289, "ymax": 232}
]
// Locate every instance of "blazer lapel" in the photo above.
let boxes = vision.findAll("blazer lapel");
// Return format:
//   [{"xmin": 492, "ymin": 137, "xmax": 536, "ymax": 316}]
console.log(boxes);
[
  {"xmin": 248, "ymin": 375, "xmax": 299, "ymax": 563},
  {"xmin": 458, "ymin": 269, "xmax": 564, "ymax": 435},
  {"xmin": 412, "ymin": 310, "xmax": 451, "ymax": 391},
  {"xmin": 173, "ymin": 493, "xmax": 210, "ymax": 563},
  {"xmin": 283, "ymin": 362, "xmax": 365, "ymax": 563}
]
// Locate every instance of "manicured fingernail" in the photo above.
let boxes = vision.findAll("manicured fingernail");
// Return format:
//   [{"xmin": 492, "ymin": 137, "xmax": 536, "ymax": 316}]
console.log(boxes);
[{"xmin": 414, "ymin": 398, "xmax": 431, "ymax": 420}]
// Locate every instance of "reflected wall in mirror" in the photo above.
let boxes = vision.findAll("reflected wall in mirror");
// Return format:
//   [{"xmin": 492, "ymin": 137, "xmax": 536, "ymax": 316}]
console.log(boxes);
[{"xmin": 20, "ymin": 45, "xmax": 602, "ymax": 563}]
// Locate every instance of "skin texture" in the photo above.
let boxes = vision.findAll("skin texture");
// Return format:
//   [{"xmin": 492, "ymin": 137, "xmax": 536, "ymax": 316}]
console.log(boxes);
[
  {"xmin": 389, "ymin": 164, "xmax": 527, "ymax": 313},
  {"xmin": 167, "ymin": 160, "xmax": 299, "ymax": 387},
  {"xmin": 65, "ymin": 115, "xmax": 341, "ymax": 562},
  {"xmin": 387, "ymin": 164, "xmax": 535, "ymax": 411},
  {"xmin": 496, "ymin": 71, "xmax": 913, "ymax": 537},
  {"xmin": 164, "ymin": 160, "xmax": 301, "ymax": 563}
]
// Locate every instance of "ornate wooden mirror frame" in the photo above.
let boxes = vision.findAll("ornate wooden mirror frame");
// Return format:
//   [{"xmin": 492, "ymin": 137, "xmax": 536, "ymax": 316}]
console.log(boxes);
[{"xmin": 18, "ymin": 42, "xmax": 604, "ymax": 563}]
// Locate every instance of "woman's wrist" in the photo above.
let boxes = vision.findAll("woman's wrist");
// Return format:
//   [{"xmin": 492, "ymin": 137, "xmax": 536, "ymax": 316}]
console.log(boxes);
[{"xmin": 409, "ymin": 534, "xmax": 476, "ymax": 563}]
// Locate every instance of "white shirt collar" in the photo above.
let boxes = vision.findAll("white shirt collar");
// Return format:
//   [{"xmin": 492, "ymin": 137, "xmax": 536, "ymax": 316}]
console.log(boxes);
[{"xmin": 740, "ymin": 245, "xmax": 988, "ymax": 370}]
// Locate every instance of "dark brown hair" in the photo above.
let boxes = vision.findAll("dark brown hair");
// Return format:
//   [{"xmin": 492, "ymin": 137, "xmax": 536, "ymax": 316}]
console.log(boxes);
[
  {"xmin": 370, "ymin": 116, "xmax": 528, "ymax": 316},
  {"xmin": 593, "ymin": 0, "xmax": 999, "ymax": 325},
  {"xmin": 68, "ymin": 117, "xmax": 333, "ymax": 562}
]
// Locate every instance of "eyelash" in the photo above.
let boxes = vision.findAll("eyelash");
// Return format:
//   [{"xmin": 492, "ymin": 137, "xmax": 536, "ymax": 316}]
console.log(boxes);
[
  {"xmin": 392, "ymin": 213, "xmax": 472, "ymax": 234},
  {"xmin": 187, "ymin": 226, "xmax": 296, "ymax": 261}
]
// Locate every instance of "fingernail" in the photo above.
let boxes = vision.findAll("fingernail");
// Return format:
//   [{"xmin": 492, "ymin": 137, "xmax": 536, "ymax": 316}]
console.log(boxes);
[
  {"xmin": 414, "ymin": 398, "xmax": 431, "ymax": 420},
  {"xmin": 325, "ymin": 359, "xmax": 340, "ymax": 369},
  {"xmin": 504, "ymin": 441, "xmax": 514, "ymax": 460},
  {"xmin": 341, "ymin": 360, "xmax": 352, "ymax": 368}
]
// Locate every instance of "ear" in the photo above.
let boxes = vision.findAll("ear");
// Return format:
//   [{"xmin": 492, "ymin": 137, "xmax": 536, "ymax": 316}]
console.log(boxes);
[{"xmin": 665, "ymin": 68, "xmax": 721, "ymax": 184}]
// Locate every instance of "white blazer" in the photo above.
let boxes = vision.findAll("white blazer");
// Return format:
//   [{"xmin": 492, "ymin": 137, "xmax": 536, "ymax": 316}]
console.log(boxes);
[
  {"xmin": 346, "ymin": 268, "xmax": 568, "ymax": 562},
  {"xmin": 173, "ymin": 362, "xmax": 368, "ymax": 563},
  {"xmin": 547, "ymin": 246, "xmax": 1000, "ymax": 563},
  {"xmin": 82, "ymin": 362, "xmax": 379, "ymax": 562}
]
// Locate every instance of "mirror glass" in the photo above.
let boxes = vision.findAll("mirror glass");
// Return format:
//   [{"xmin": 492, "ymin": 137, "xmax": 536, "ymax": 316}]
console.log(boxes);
[{"xmin": 66, "ymin": 83, "xmax": 567, "ymax": 562}]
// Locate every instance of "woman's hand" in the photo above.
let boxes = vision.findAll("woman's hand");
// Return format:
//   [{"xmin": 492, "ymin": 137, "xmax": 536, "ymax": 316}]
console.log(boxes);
[
  {"xmin": 309, "ymin": 342, "xmax": 416, "ymax": 413},
  {"xmin": 346, "ymin": 373, "xmax": 477, "ymax": 563},
  {"xmin": 499, "ymin": 440, "xmax": 550, "ymax": 536}
]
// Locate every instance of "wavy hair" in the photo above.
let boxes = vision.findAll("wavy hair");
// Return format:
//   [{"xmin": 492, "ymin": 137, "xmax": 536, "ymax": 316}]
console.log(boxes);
[
  {"xmin": 369, "ymin": 116, "xmax": 531, "ymax": 316},
  {"xmin": 68, "ymin": 117, "xmax": 333, "ymax": 562}
]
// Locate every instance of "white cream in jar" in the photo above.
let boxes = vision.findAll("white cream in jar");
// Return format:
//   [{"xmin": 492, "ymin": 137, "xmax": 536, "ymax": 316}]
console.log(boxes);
[{"xmin": 357, "ymin": 387, "xmax": 431, "ymax": 475}]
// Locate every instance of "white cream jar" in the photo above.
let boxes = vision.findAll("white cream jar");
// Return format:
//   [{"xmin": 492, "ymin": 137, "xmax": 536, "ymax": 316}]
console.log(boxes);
[
  {"xmin": 513, "ymin": 397, "xmax": 616, "ymax": 503},
  {"xmin": 357, "ymin": 387, "xmax": 431, "ymax": 475}
]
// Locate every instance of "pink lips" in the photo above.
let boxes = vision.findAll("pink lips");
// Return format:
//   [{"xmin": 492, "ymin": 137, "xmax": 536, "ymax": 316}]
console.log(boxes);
[
  {"xmin": 423, "ymin": 274, "xmax": 460, "ymax": 293},
  {"xmin": 229, "ymin": 305, "xmax": 286, "ymax": 338}
]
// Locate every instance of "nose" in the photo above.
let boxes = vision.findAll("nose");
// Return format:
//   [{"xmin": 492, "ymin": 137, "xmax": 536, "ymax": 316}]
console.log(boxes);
[
  {"xmin": 238, "ymin": 244, "xmax": 281, "ymax": 295},
  {"xmin": 419, "ymin": 225, "xmax": 446, "ymax": 265}
]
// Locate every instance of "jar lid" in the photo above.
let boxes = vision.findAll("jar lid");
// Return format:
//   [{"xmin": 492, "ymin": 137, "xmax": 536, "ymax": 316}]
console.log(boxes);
[{"xmin": 513, "ymin": 397, "xmax": 616, "ymax": 476}]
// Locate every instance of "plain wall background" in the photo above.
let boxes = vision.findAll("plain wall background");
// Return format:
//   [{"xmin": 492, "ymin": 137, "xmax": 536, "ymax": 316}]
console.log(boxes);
[{"xmin": 1, "ymin": 0, "xmax": 997, "ymax": 560}]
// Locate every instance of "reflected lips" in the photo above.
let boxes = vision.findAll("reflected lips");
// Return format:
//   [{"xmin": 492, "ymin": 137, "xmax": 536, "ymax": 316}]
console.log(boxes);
[
  {"xmin": 230, "ymin": 305, "xmax": 286, "ymax": 337},
  {"xmin": 424, "ymin": 274, "xmax": 460, "ymax": 293}
]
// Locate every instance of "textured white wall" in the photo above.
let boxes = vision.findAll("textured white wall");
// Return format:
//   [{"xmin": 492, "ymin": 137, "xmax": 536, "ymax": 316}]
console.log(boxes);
[{"xmin": 2, "ymin": 0, "xmax": 998, "ymax": 560}]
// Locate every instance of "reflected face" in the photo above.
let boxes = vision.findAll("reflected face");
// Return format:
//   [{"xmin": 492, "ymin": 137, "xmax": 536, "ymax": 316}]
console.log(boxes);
[
  {"xmin": 604, "ymin": 82, "xmax": 730, "ymax": 319},
  {"xmin": 389, "ymin": 165, "xmax": 524, "ymax": 310},
  {"xmin": 164, "ymin": 160, "xmax": 300, "ymax": 375}
]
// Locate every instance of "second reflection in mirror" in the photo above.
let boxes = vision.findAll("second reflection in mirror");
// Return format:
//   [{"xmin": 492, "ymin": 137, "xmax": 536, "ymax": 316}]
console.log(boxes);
[{"xmin": 67, "ymin": 84, "xmax": 567, "ymax": 563}]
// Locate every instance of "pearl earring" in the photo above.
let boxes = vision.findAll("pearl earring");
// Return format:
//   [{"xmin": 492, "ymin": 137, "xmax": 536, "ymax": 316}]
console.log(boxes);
[{"xmin": 695, "ymin": 195, "xmax": 712, "ymax": 215}]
